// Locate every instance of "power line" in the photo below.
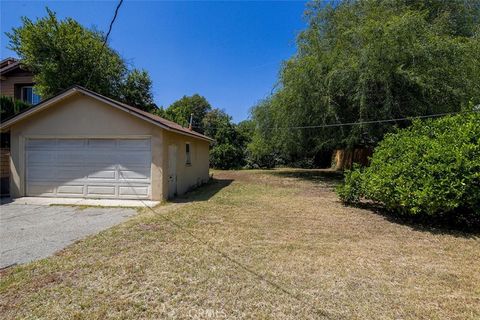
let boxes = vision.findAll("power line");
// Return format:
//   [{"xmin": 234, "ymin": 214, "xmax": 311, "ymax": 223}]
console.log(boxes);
[
  {"xmin": 84, "ymin": 0, "xmax": 124, "ymax": 88},
  {"xmin": 190, "ymin": 110, "xmax": 476, "ymax": 130},
  {"xmin": 270, "ymin": 110, "xmax": 478, "ymax": 130}
]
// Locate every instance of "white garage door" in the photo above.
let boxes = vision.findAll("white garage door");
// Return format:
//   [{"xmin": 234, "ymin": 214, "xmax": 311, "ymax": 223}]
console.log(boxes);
[{"xmin": 26, "ymin": 138, "xmax": 152, "ymax": 199}]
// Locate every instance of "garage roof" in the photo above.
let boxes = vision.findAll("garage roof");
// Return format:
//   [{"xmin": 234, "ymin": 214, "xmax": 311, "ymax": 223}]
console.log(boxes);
[{"xmin": 0, "ymin": 85, "xmax": 214, "ymax": 142}]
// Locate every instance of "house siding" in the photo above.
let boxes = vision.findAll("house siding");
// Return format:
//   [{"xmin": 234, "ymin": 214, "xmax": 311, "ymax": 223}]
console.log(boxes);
[{"xmin": 0, "ymin": 70, "xmax": 34, "ymax": 99}]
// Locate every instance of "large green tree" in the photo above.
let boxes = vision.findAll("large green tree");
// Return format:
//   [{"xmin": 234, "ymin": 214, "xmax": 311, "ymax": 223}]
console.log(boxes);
[
  {"xmin": 164, "ymin": 94, "xmax": 212, "ymax": 132},
  {"xmin": 250, "ymin": 0, "xmax": 480, "ymax": 166},
  {"xmin": 203, "ymin": 109, "xmax": 250, "ymax": 169},
  {"xmin": 7, "ymin": 8, "xmax": 126, "ymax": 98},
  {"xmin": 119, "ymin": 69, "xmax": 157, "ymax": 112},
  {"xmin": 7, "ymin": 8, "xmax": 157, "ymax": 112}
]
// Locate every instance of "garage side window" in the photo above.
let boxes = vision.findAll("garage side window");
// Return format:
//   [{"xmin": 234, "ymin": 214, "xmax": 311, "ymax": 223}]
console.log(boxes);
[{"xmin": 185, "ymin": 143, "xmax": 191, "ymax": 165}]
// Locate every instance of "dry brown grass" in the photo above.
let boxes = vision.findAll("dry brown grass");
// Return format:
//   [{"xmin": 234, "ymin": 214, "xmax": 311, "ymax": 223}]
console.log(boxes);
[{"xmin": 1, "ymin": 169, "xmax": 479, "ymax": 319}]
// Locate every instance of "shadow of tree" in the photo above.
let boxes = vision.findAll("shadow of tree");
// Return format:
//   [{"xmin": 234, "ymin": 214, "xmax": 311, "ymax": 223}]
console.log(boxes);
[
  {"xmin": 269, "ymin": 169, "xmax": 343, "ymax": 187},
  {"xmin": 173, "ymin": 169, "xmax": 480, "ymax": 238},
  {"xmin": 266, "ymin": 169, "xmax": 479, "ymax": 237},
  {"xmin": 172, "ymin": 178, "xmax": 234, "ymax": 203},
  {"xmin": 353, "ymin": 202, "xmax": 479, "ymax": 238}
]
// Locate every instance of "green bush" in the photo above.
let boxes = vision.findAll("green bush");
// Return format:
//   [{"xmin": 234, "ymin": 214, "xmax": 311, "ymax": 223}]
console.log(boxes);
[
  {"xmin": 337, "ymin": 112, "xmax": 480, "ymax": 226},
  {"xmin": 245, "ymin": 134, "xmax": 278, "ymax": 169},
  {"xmin": 336, "ymin": 165, "xmax": 364, "ymax": 204},
  {"xmin": 0, "ymin": 95, "xmax": 31, "ymax": 120},
  {"xmin": 209, "ymin": 143, "xmax": 245, "ymax": 170}
]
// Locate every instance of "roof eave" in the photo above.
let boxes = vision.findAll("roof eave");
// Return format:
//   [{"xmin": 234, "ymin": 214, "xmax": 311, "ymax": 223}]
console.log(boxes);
[
  {"xmin": 0, "ymin": 61, "xmax": 22, "ymax": 75},
  {"xmin": 77, "ymin": 89, "xmax": 213, "ymax": 142},
  {"xmin": 0, "ymin": 86, "xmax": 214, "ymax": 142}
]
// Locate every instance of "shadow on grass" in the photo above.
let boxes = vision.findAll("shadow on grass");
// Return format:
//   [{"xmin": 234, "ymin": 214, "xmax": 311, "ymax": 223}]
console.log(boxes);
[
  {"xmin": 269, "ymin": 169, "xmax": 479, "ymax": 237},
  {"xmin": 354, "ymin": 202, "xmax": 479, "ymax": 238},
  {"xmin": 172, "ymin": 178, "xmax": 234, "ymax": 203},
  {"xmin": 269, "ymin": 169, "xmax": 344, "ymax": 187}
]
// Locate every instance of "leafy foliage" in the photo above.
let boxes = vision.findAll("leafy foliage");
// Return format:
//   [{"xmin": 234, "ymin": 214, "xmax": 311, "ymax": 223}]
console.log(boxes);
[
  {"xmin": 236, "ymin": 119, "xmax": 255, "ymax": 141},
  {"xmin": 337, "ymin": 111, "xmax": 480, "ymax": 226},
  {"xmin": 163, "ymin": 94, "xmax": 212, "ymax": 133},
  {"xmin": 119, "ymin": 69, "xmax": 157, "ymax": 112},
  {"xmin": 7, "ymin": 8, "xmax": 126, "ymax": 98},
  {"xmin": 209, "ymin": 143, "xmax": 244, "ymax": 170},
  {"xmin": 163, "ymin": 96, "xmax": 251, "ymax": 169},
  {"xmin": 0, "ymin": 95, "xmax": 31, "ymax": 120},
  {"xmin": 203, "ymin": 109, "xmax": 250, "ymax": 169},
  {"xmin": 6, "ymin": 8, "xmax": 156, "ymax": 111},
  {"xmin": 249, "ymin": 0, "xmax": 480, "ymax": 165},
  {"xmin": 336, "ymin": 164, "xmax": 364, "ymax": 204},
  {"xmin": 246, "ymin": 133, "xmax": 278, "ymax": 169}
]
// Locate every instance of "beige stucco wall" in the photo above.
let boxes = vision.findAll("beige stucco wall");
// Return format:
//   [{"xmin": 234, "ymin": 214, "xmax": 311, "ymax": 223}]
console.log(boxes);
[
  {"xmin": 8, "ymin": 91, "xmax": 210, "ymax": 200},
  {"xmin": 162, "ymin": 130, "xmax": 210, "ymax": 197}
]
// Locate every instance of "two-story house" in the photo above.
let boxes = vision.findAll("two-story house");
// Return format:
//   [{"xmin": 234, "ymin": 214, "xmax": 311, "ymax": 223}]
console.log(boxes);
[{"xmin": 1, "ymin": 57, "xmax": 40, "ymax": 196}]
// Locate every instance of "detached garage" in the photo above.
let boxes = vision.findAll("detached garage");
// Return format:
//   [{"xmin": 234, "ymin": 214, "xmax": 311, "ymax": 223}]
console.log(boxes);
[{"xmin": 0, "ymin": 85, "xmax": 213, "ymax": 200}]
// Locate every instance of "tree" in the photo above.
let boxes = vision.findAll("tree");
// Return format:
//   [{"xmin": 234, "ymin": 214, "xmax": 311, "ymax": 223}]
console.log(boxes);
[
  {"xmin": 203, "ymin": 109, "xmax": 232, "ymax": 139},
  {"xmin": 250, "ymin": 0, "xmax": 480, "ymax": 166},
  {"xmin": 164, "ymin": 95, "xmax": 249, "ymax": 169},
  {"xmin": 236, "ymin": 119, "xmax": 255, "ymax": 143},
  {"xmin": 246, "ymin": 132, "xmax": 278, "ymax": 169},
  {"xmin": 6, "ymin": 8, "xmax": 157, "ymax": 112},
  {"xmin": 7, "ymin": 8, "xmax": 126, "ymax": 99},
  {"xmin": 203, "ymin": 109, "xmax": 247, "ymax": 169},
  {"xmin": 120, "ymin": 69, "xmax": 157, "ymax": 112},
  {"xmin": 164, "ymin": 94, "xmax": 212, "ymax": 132}
]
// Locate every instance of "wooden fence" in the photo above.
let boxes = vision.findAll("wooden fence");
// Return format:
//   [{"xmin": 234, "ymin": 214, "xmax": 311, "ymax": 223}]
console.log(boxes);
[{"xmin": 332, "ymin": 148, "xmax": 373, "ymax": 170}]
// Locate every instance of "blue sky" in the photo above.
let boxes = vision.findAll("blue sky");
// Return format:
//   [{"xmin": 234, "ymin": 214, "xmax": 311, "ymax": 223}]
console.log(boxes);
[{"xmin": 1, "ymin": 0, "xmax": 308, "ymax": 122}]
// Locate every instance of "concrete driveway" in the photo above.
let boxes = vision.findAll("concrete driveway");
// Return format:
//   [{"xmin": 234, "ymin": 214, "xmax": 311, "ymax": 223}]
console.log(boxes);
[{"xmin": 0, "ymin": 203, "xmax": 137, "ymax": 269}]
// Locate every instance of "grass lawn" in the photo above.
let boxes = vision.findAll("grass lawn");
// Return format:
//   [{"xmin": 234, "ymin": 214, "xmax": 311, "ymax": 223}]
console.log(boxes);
[{"xmin": 1, "ymin": 169, "xmax": 479, "ymax": 319}]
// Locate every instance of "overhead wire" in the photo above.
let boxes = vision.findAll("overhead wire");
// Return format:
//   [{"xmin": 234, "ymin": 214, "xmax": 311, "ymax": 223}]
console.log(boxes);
[
  {"xmin": 266, "ymin": 110, "xmax": 476, "ymax": 130},
  {"xmin": 191, "ymin": 109, "xmax": 478, "ymax": 130},
  {"xmin": 84, "ymin": 0, "xmax": 124, "ymax": 88}
]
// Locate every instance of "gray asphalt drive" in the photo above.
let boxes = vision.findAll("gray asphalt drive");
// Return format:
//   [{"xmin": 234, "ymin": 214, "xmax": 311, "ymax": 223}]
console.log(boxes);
[{"xmin": 0, "ymin": 203, "xmax": 137, "ymax": 269}]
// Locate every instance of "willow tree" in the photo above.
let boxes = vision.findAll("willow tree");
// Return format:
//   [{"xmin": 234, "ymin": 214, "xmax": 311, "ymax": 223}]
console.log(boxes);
[{"xmin": 250, "ymin": 0, "xmax": 480, "ymax": 165}]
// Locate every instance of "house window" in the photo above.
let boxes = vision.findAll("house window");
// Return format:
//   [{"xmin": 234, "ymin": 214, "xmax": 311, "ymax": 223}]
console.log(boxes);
[
  {"xmin": 21, "ymin": 86, "xmax": 41, "ymax": 105},
  {"xmin": 185, "ymin": 143, "xmax": 191, "ymax": 165}
]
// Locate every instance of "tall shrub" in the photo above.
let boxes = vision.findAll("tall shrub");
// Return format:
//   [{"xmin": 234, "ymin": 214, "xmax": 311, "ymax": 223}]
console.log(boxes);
[
  {"xmin": 337, "ymin": 112, "xmax": 480, "ymax": 226},
  {"xmin": 0, "ymin": 96, "xmax": 31, "ymax": 120}
]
